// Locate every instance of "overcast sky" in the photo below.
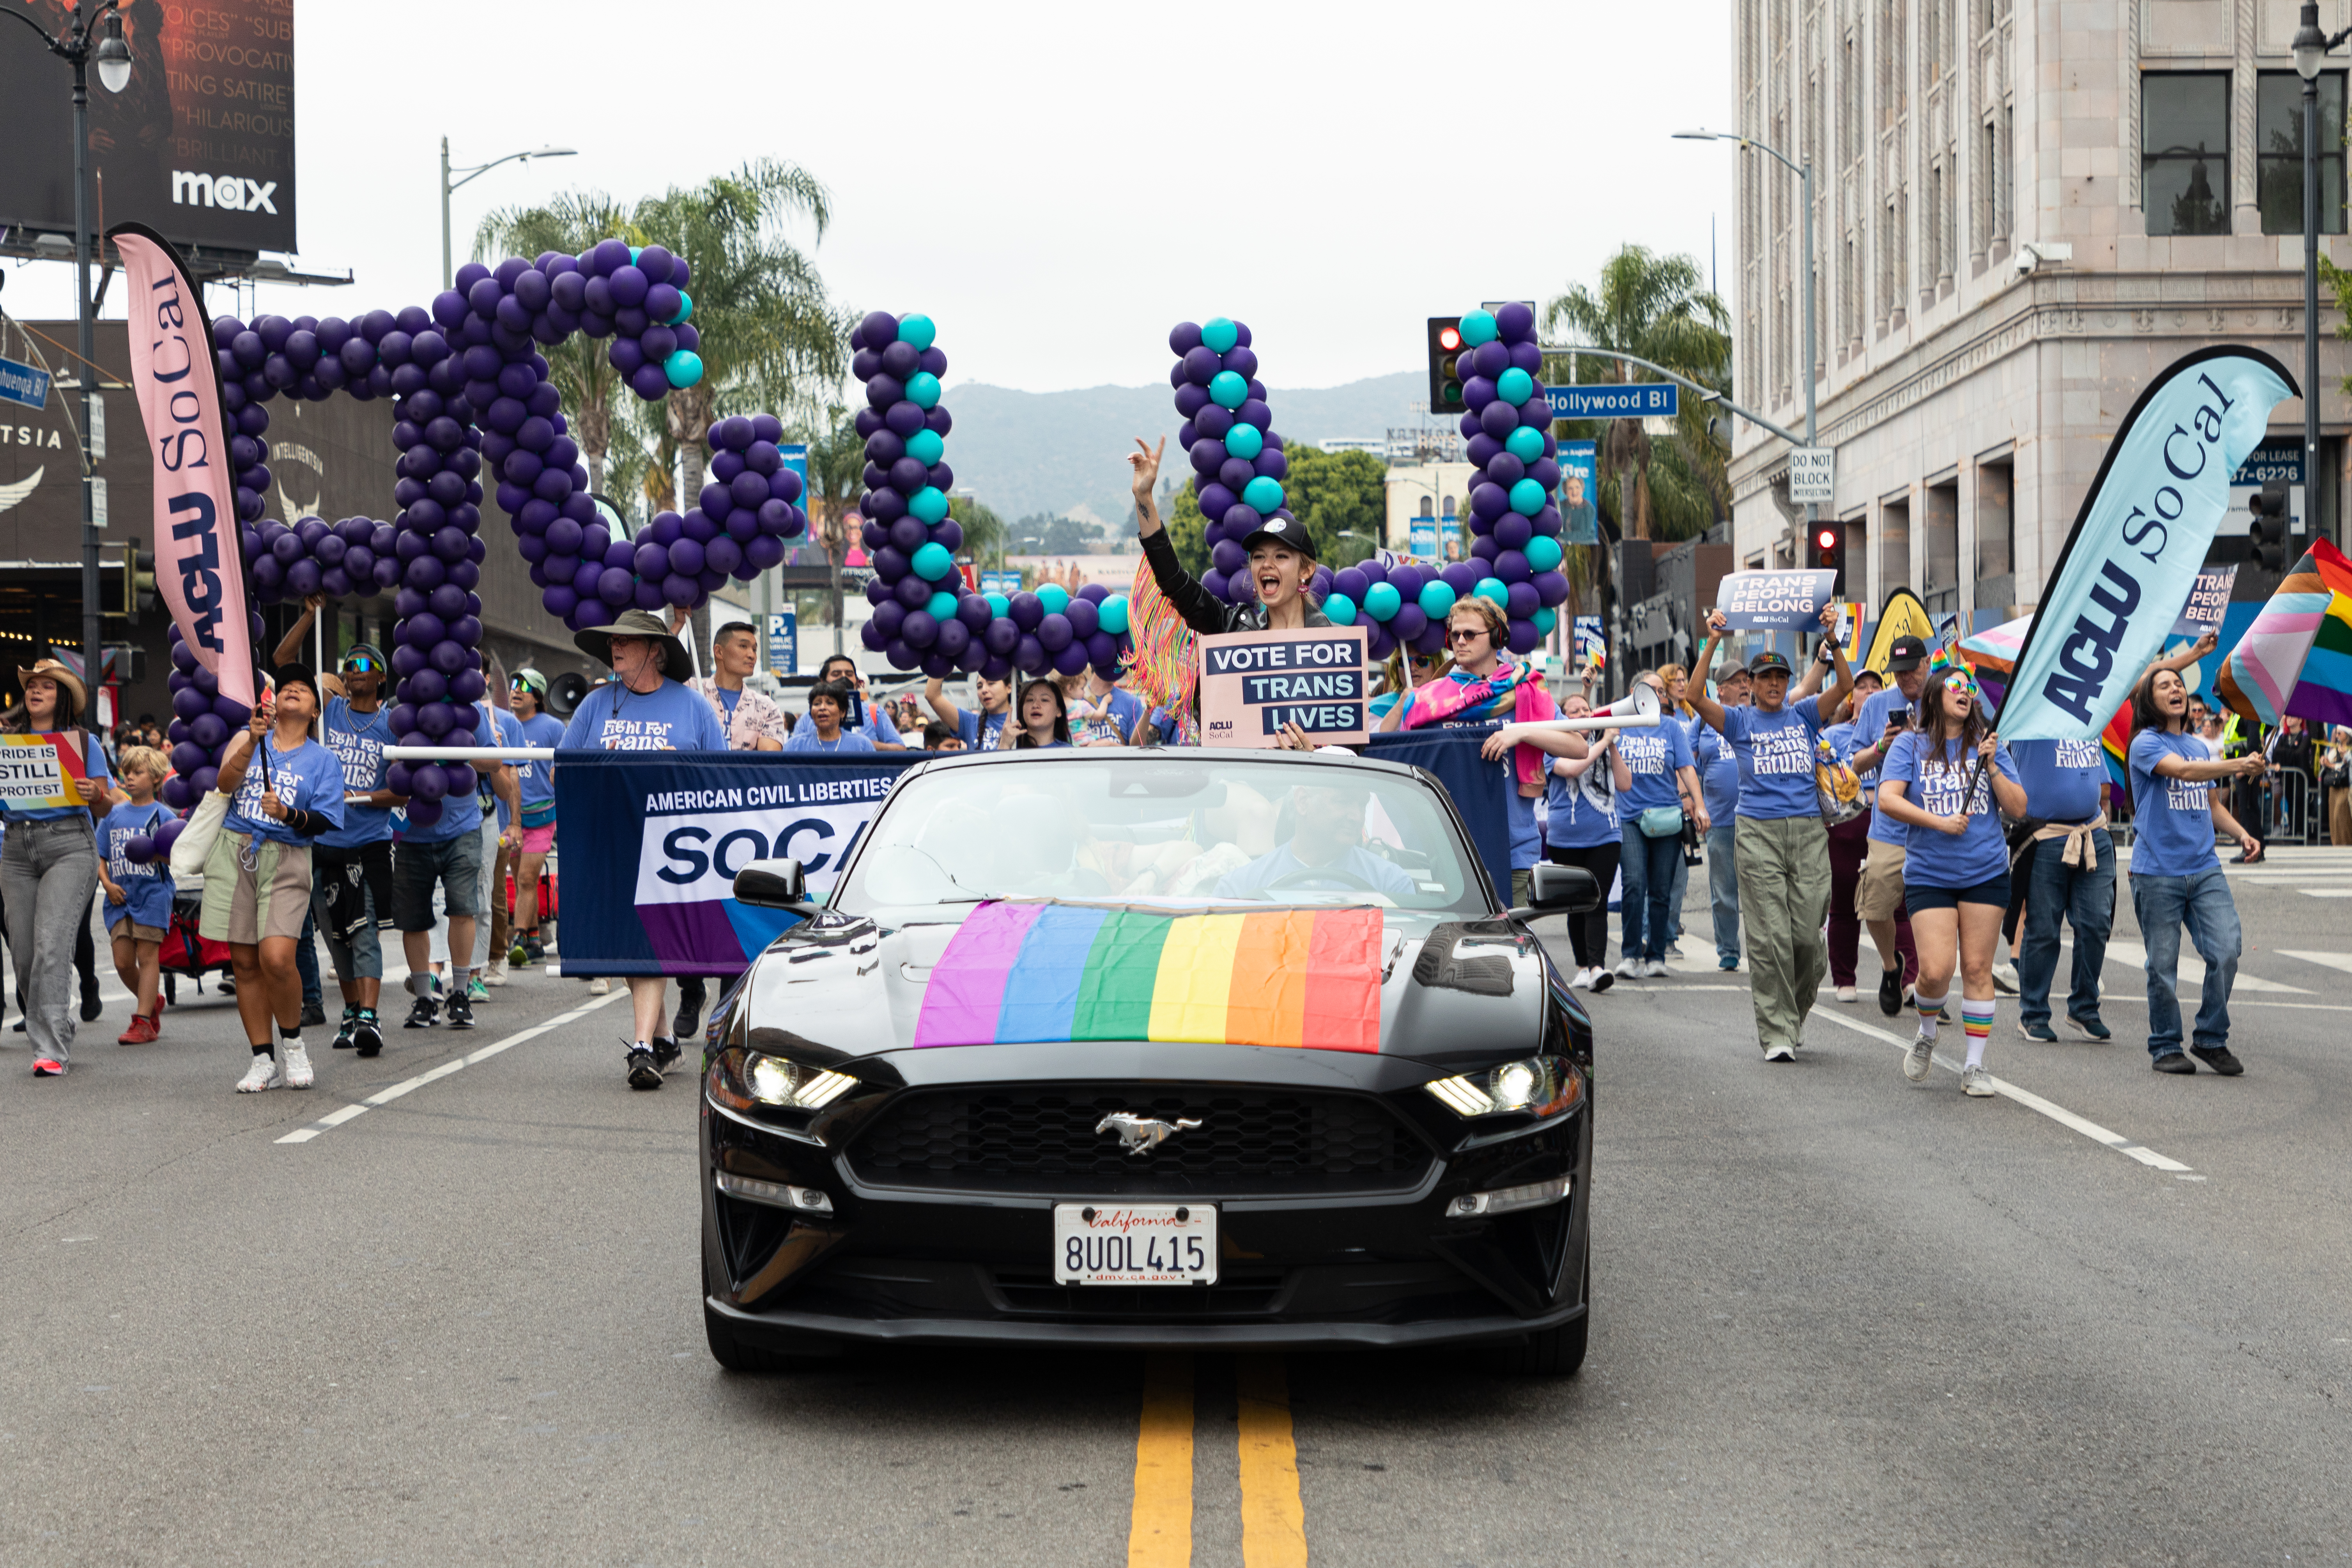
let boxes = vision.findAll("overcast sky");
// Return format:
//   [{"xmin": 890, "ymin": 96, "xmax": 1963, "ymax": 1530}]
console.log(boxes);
[{"xmin": 6, "ymin": 0, "xmax": 1735, "ymax": 396}]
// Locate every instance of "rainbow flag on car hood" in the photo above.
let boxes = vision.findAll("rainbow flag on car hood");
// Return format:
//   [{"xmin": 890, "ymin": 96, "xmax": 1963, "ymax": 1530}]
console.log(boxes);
[{"xmin": 911, "ymin": 900, "xmax": 1384, "ymax": 1052}]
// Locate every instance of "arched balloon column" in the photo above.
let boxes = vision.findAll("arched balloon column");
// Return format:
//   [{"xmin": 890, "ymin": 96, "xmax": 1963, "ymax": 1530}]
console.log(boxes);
[
  {"xmin": 851, "ymin": 310, "xmax": 1129, "ymax": 681},
  {"xmin": 1163, "ymin": 317, "xmax": 1333, "ymax": 615}
]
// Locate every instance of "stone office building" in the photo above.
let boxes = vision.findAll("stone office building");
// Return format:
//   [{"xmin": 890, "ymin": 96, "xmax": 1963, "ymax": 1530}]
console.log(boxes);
[{"xmin": 1726, "ymin": 0, "xmax": 2351, "ymax": 628}]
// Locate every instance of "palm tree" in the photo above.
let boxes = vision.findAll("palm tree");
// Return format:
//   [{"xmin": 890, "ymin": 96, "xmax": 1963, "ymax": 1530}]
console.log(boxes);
[
  {"xmin": 471, "ymin": 192, "xmax": 635, "ymax": 496},
  {"xmin": 799, "ymin": 407, "xmax": 867, "ymax": 645},
  {"xmin": 1541, "ymin": 246, "xmax": 1731, "ymax": 542}
]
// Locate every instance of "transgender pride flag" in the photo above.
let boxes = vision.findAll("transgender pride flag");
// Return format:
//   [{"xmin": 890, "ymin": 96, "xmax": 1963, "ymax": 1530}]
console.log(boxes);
[{"xmin": 2218, "ymin": 539, "xmax": 2352, "ymax": 730}]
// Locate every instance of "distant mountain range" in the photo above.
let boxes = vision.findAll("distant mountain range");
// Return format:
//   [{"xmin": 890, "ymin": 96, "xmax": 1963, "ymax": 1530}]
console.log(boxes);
[{"xmin": 945, "ymin": 371, "xmax": 1425, "ymax": 526}]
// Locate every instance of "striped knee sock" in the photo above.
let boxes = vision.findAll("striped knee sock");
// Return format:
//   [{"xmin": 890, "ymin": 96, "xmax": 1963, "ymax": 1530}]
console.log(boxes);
[
  {"xmin": 1913, "ymin": 989, "xmax": 1947, "ymax": 1043},
  {"xmin": 1962, "ymin": 998, "xmax": 1995, "ymax": 1068}
]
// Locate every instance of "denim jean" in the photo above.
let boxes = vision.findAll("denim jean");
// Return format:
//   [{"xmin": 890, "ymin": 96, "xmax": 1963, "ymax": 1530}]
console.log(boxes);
[
  {"xmin": 2129, "ymin": 866, "xmax": 2240, "ymax": 1058},
  {"xmin": 1617, "ymin": 823, "xmax": 1681, "ymax": 963},
  {"xmin": 2017, "ymin": 831, "xmax": 2114, "ymax": 1028},
  {"xmin": 1706, "ymin": 822, "xmax": 1740, "ymax": 965},
  {"xmin": 1, "ymin": 816, "xmax": 100, "ymax": 1065},
  {"xmin": 1664, "ymin": 841, "xmax": 1690, "ymax": 946}
]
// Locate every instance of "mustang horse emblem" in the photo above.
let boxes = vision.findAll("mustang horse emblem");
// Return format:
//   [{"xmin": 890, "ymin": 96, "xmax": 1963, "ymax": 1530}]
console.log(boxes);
[{"xmin": 1096, "ymin": 1112, "xmax": 1202, "ymax": 1156}]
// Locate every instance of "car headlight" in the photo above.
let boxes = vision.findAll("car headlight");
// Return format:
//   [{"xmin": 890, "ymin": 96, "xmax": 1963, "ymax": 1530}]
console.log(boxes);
[
  {"xmin": 707, "ymin": 1048, "xmax": 857, "ymax": 1113},
  {"xmin": 1424, "ymin": 1055, "xmax": 1580, "ymax": 1118}
]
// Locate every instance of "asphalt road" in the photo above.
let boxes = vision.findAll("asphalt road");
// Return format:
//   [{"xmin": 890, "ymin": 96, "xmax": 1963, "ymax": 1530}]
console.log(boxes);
[{"xmin": 2, "ymin": 848, "xmax": 2348, "ymax": 1566}]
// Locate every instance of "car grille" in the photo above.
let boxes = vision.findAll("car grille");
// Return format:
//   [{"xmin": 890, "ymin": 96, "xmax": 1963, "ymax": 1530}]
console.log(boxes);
[{"xmin": 850, "ymin": 1084, "xmax": 1428, "ymax": 1190}]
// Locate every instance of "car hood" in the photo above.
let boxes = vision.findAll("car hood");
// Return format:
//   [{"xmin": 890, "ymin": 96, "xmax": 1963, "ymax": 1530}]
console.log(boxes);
[{"xmin": 736, "ymin": 909, "xmax": 1566, "ymax": 1072}]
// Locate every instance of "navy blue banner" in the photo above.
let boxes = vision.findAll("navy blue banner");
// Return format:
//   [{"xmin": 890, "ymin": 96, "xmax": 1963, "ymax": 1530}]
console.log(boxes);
[{"xmin": 1367, "ymin": 726, "xmax": 1516, "ymax": 900}]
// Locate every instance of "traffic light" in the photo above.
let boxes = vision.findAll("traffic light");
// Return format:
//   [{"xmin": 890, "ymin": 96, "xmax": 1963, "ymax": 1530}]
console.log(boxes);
[
  {"xmin": 1427, "ymin": 317, "xmax": 1465, "ymax": 417},
  {"xmin": 2249, "ymin": 480, "xmax": 2290, "ymax": 571},
  {"xmin": 1806, "ymin": 518, "xmax": 1844, "ymax": 592}
]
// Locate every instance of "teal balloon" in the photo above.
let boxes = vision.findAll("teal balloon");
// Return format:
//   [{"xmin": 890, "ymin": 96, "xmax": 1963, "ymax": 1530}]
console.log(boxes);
[
  {"xmin": 1504, "ymin": 426, "xmax": 1545, "ymax": 463},
  {"xmin": 1036, "ymin": 582, "xmax": 1070, "ymax": 615},
  {"xmin": 1524, "ymin": 534, "xmax": 1564, "ymax": 573},
  {"xmin": 985, "ymin": 592, "xmax": 1010, "ymax": 618},
  {"xmin": 1459, "ymin": 310, "xmax": 1498, "ymax": 347},
  {"xmin": 909, "ymin": 485, "xmax": 950, "ymax": 524},
  {"xmin": 1241, "ymin": 476, "xmax": 1285, "ymax": 513},
  {"xmin": 1474, "ymin": 576, "xmax": 1509, "ymax": 607},
  {"xmin": 1363, "ymin": 581, "xmax": 1402, "ymax": 621},
  {"xmin": 905, "ymin": 370, "xmax": 942, "ymax": 409},
  {"xmin": 1496, "ymin": 367, "xmax": 1535, "ymax": 406},
  {"xmin": 1533, "ymin": 607, "xmax": 1557, "ymax": 636},
  {"xmin": 927, "ymin": 591, "xmax": 959, "ymax": 621},
  {"xmin": 911, "ymin": 541, "xmax": 954, "ymax": 581},
  {"xmin": 897, "ymin": 314, "xmax": 937, "ymax": 351},
  {"xmin": 629, "ymin": 246, "xmax": 642, "ymax": 262},
  {"xmin": 1201, "ymin": 317, "xmax": 1239, "ymax": 354},
  {"xmin": 1098, "ymin": 595, "xmax": 1130, "ymax": 635},
  {"xmin": 1322, "ymin": 592, "xmax": 1357, "ymax": 626},
  {"xmin": 665, "ymin": 290, "xmax": 693, "ymax": 326},
  {"xmin": 663, "ymin": 349, "xmax": 704, "ymax": 389},
  {"xmin": 1209, "ymin": 370, "xmax": 1248, "ymax": 410},
  {"xmin": 1508, "ymin": 478, "xmax": 1546, "ymax": 516},
  {"xmin": 904, "ymin": 428, "xmax": 945, "ymax": 466},
  {"xmin": 1224, "ymin": 422, "xmax": 1264, "ymax": 461},
  {"xmin": 1418, "ymin": 580, "xmax": 1457, "ymax": 619}
]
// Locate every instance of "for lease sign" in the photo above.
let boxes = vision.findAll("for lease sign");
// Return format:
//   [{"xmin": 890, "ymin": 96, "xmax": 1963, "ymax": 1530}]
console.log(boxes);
[{"xmin": 1197, "ymin": 627, "xmax": 1370, "ymax": 748}]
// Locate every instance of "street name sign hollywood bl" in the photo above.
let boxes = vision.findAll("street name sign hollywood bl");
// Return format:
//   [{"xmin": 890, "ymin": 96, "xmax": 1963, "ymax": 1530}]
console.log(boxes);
[
  {"xmin": 1787, "ymin": 448, "xmax": 1835, "ymax": 503},
  {"xmin": 1543, "ymin": 383, "xmax": 1679, "ymax": 420}
]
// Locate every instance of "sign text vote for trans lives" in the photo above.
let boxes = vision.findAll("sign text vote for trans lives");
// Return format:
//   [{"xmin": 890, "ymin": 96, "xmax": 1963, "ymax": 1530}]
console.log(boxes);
[{"xmin": 1198, "ymin": 626, "xmax": 1371, "ymax": 747}]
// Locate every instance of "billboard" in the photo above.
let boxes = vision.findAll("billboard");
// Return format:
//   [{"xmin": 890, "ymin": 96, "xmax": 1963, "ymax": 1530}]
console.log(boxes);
[{"xmin": 0, "ymin": 0, "xmax": 294, "ymax": 255}]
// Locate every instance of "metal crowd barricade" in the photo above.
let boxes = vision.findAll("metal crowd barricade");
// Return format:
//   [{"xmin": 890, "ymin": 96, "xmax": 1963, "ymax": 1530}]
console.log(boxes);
[{"xmin": 2268, "ymin": 767, "xmax": 2323, "ymax": 846}]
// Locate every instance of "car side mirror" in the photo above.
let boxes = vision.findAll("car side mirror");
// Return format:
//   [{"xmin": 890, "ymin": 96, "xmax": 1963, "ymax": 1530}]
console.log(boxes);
[
  {"xmin": 733, "ymin": 857, "xmax": 808, "ymax": 909},
  {"xmin": 1507, "ymin": 862, "xmax": 1600, "ymax": 922}
]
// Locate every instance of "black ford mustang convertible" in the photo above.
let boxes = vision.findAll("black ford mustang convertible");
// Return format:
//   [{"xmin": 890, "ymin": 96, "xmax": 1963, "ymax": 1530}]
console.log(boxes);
[{"xmin": 699, "ymin": 746, "xmax": 1599, "ymax": 1373}]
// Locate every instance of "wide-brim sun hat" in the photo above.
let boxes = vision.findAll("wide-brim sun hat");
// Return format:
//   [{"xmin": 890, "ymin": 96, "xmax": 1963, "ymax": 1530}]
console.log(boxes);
[
  {"xmin": 16, "ymin": 657, "xmax": 87, "ymax": 715},
  {"xmin": 573, "ymin": 608, "xmax": 690, "ymax": 676}
]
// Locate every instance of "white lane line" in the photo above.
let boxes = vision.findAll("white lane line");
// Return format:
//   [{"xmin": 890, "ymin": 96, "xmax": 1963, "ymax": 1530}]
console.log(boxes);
[
  {"xmin": 1806, "ymin": 1008, "xmax": 2195, "ymax": 1173},
  {"xmin": 2300, "ymin": 888, "xmax": 2352, "ymax": 898},
  {"xmin": 2100, "ymin": 938, "xmax": 2311, "ymax": 995},
  {"xmin": 2282, "ymin": 950, "xmax": 2352, "ymax": 977},
  {"xmin": 275, "ymin": 988, "xmax": 628, "ymax": 1145}
]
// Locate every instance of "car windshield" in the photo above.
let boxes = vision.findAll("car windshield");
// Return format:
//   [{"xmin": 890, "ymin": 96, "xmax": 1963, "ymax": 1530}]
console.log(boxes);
[{"xmin": 834, "ymin": 755, "xmax": 1488, "ymax": 920}]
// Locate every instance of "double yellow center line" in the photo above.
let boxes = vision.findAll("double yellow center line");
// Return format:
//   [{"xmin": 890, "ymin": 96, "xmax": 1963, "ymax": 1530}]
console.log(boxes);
[{"xmin": 1129, "ymin": 1352, "xmax": 1307, "ymax": 1568}]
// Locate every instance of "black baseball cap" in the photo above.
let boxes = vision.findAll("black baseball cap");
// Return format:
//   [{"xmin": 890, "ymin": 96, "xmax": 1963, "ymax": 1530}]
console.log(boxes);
[
  {"xmin": 1241, "ymin": 513, "xmax": 1318, "ymax": 559},
  {"xmin": 274, "ymin": 662, "xmax": 320, "ymax": 701},
  {"xmin": 1748, "ymin": 651, "xmax": 1793, "ymax": 677},
  {"xmin": 1885, "ymin": 636, "xmax": 1928, "ymax": 671}
]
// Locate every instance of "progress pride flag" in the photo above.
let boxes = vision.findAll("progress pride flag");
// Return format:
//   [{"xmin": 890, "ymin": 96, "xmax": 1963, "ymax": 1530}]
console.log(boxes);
[{"xmin": 109, "ymin": 223, "xmax": 254, "ymax": 711}]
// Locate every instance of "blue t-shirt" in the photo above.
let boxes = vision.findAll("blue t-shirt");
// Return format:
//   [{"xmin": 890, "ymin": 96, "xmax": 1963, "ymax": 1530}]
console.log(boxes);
[
  {"xmin": 1215, "ymin": 841, "xmax": 1418, "ymax": 901},
  {"xmin": 1544, "ymin": 757, "xmax": 1618, "ymax": 849},
  {"xmin": 2128, "ymin": 729, "xmax": 2220, "ymax": 878},
  {"xmin": 782, "ymin": 723, "xmax": 878, "ymax": 754},
  {"xmin": 0, "ymin": 731, "xmax": 108, "ymax": 823},
  {"xmin": 487, "ymin": 710, "xmax": 525, "ymax": 830},
  {"xmin": 561, "ymin": 677, "xmax": 729, "ymax": 754},
  {"xmin": 224, "ymin": 734, "xmax": 348, "ymax": 846},
  {"xmin": 1078, "ymin": 686, "xmax": 1147, "ymax": 745},
  {"xmin": 716, "ymin": 686, "xmax": 742, "ymax": 725},
  {"xmin": 318, "ymin": 696, "xmax": 395, "ymax": 849},
  {"xmin": 514, "ymin": 712, "xmax": 565, "ymax": 808},
  {"xmin": 1882, "ymin": 733, "xmax": 2016, "ymax": 888},
  {"xmin": 99, "ymin": 800, "xmax": 175, "ymax": 929},
  {"xmin": 1717, "ymin": 696, "xmax": 1829, "ymax": 820},
  {"xmin": 1854, "ymin": 686, "xmax": 1924, "ymax": 845},
  {"xmin": 1614, "ymin": 716, "xmax": 1694, "ymax": 815},
  {"xmin": 2010, "ymin": 737, "xmax": 2106, "ymax": 825},
  {"xmin": 954, "ymin": 706, "xmax": 1014, "ymax": 750},
  {"xmin": 401, "ymin": 757, "xmax": 481, "ymax": 844},
  {"xmin": 1692, "ymin": 715, "xmax": 1741, "ymax": 824},
  {"xmin": 857, "ymin": 701, "xmax": 903, "ymax": 747}
]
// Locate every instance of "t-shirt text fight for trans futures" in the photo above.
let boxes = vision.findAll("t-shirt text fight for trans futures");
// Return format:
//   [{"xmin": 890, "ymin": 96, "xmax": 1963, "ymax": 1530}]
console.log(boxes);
[
  {"xmin": 1614, "ymin": 719, "xmax": 1694, "ymax": 815},
  {"xmin": 1881, "ymin": 733, "xmax": 2018, "ymax": 888},
  {"xmin": 319, "ymin": 696, "xmax": 394, "ymax": 849},
  {"xmin": 1855, "ymin": 685, "xmax": 1922, "ymax": 845},
  {"xmin": 2128, "ymin": 729, "xmax": 2222, "ymax": 879},
  {"xmin": 1716, "ymin": 695, "xmax": 1829, "ymax": 820},
  {"xmin": 560, "ymin": 678, "xmax": 729, "ymax": 755},
  {"xmin": 223, "ymin": 735, "xmax": 348, "ymax": 846}
]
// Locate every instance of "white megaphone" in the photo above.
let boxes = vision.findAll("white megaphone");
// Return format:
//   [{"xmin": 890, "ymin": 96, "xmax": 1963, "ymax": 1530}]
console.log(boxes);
[{"xmin": 1529, "ymin": 680, "xmax": 1662, "ymax": 733}]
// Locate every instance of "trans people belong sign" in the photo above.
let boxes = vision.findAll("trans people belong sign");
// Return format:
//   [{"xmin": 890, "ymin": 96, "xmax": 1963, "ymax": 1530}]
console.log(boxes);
[
  {"xmin": 1715, "ymin": 569, "xmax": 1838, "ymax": 630},
  {"xmin": 555, "ymin": 751, "xmax": 921, "ymax": 977},
  {"xmin": 2001, "ymin": 348, "xmax": 2293, "ymax": 742}
]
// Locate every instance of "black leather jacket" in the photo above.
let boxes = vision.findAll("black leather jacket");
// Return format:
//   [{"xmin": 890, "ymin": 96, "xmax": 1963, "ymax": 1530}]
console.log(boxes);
[{"xmin": 1140, "ymin": 530, "xmax": 1330, "ymax": 636}]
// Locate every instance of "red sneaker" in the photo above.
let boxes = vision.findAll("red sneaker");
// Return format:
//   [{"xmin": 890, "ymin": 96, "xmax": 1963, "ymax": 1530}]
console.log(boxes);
[
  {"xmin": 118, "ymin": 1015, "xmax": 159, "ymax": 1045},
  {"xmin": 31, "ymin": 1057, "xmax": 65, "ymax": 1076}
]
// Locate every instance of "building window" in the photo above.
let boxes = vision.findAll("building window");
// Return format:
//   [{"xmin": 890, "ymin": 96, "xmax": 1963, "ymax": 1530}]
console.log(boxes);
[
  {"xmin": 2143, "ymin": 73, "xmax": 2232, "ymax": 236},
  {"xmin": 2257, "ymin": 71, "xmax": 2347, "ymax": 235}
]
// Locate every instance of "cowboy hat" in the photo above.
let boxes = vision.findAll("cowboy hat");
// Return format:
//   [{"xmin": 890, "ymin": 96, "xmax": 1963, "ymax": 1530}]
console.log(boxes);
[
  {"xmin": 573, "ymin": 608, "xmax": 690, "ymax": 676},
  {"xmin": 16, "ymin": 657, "xmax": 87, "ymax": 716}
]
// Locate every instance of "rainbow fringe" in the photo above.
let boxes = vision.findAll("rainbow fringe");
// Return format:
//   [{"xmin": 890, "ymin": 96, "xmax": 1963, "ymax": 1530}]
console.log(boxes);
[{"xmin": 1121, "ymin": 556, "xmax": 1198, "ymax": 744}]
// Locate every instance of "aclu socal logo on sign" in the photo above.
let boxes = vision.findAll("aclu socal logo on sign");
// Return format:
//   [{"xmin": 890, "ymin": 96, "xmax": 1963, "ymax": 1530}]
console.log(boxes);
[
  {"xmin": 1198, "ymin": 626, "xmax": 1370, "ymax": 747},
  {"xmin": 172, "ymin": 172, "xmax": 280, "ymax": 215}
]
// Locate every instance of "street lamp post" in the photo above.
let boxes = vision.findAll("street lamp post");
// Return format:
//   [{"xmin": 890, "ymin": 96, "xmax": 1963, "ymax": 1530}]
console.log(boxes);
[
  {"xmin": 440, "ymin": 140, "xmax": 577, "ymax": 289},
  {"xmin": 2294, "ymin": 6, "xmax": 2350, "ymax": 544},
  {"xmin": 0, "ymin": 0, "xmax": 133, "ymax": 705},
  {"xmin": 1676, "ymin": 128, "xmax": 1816, "ymax": 551}
]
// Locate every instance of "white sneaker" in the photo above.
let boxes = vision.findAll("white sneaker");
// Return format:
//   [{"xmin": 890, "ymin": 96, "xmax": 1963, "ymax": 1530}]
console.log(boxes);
[
  {"xmin": 1835, "ymin": 985, "xmax": 1859, "ymax": 1003},
  {"xmin": 485, "ymin": 957, "xmax": 510, "ymax": 986},
  {"xmin": 1644, "ymin": 959, "xmax": 1670, "ymax": 979},
  {"xmin": 1961, "ymin": 1063, "xmax": 1996, "ymax": 1097},
  {"xmin": 283, "ymin": 1041, "xmax": 315, "ymax": 1090},
  {"xmin": 1664, "ymin": 944, "xmax": 1685, "ymax": 961},
  {"xmin": 235, "ymin": 1053, "xmax": 281, "ymax": 1093},
  {"xmin": 1763, "ymin": 1043, "xmax": 1796, "ymax": 1062},
  {"xmin": 1902, "ymin": 1033, "xmax": 1935, "ymax": 1082},
  {"xmin": 1569, "ymin": 967, "xmax": 1594, "ymax": 991},
  {"xmin": 588, "ymin": 977, "xmax": 611, "ymax": 995},
  {"xmin": 1614, "ymin": 959, "xmax": 1643, "ymax": 979},
  {"xmin": 1991, "ymin": 963, "xmax": 2019, "ymax": 995}
]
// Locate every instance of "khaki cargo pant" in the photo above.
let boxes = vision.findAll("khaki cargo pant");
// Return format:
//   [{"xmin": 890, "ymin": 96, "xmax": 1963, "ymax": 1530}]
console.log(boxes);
[{"xmin": 1733, "ymin": 815, "xmax": 1830, "ymax": 1055}]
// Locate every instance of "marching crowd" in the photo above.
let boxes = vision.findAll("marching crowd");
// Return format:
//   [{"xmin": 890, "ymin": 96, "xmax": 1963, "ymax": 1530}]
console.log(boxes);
[{"xmin": 0, "ymin": 444, "xmax": 2325, "ymax": 1096}]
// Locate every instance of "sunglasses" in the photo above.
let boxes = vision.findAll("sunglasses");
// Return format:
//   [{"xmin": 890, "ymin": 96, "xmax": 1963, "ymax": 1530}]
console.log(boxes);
[
  {"xmin": 340, "ymin": 655, "xmax": 383, "ymax": 674},
  {"xmin": 1447, "ymin": 627, "xmax": 1488, "ymax": 643}
]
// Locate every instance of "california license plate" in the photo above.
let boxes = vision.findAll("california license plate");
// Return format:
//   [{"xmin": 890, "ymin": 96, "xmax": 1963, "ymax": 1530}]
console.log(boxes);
[{"xmin": 1052, "ymin": 1203, "xmax": 1218, "ymax": 1286}]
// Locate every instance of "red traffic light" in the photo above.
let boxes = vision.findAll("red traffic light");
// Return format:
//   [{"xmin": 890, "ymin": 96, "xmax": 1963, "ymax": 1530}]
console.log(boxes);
[
  {"xmin": 1814, "ymin": 527, "xmax": 1837, "ymax": 550},
  {"xmin": 1438, "ymin": 325, "xmax": 1464, "ymax": 352}
]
